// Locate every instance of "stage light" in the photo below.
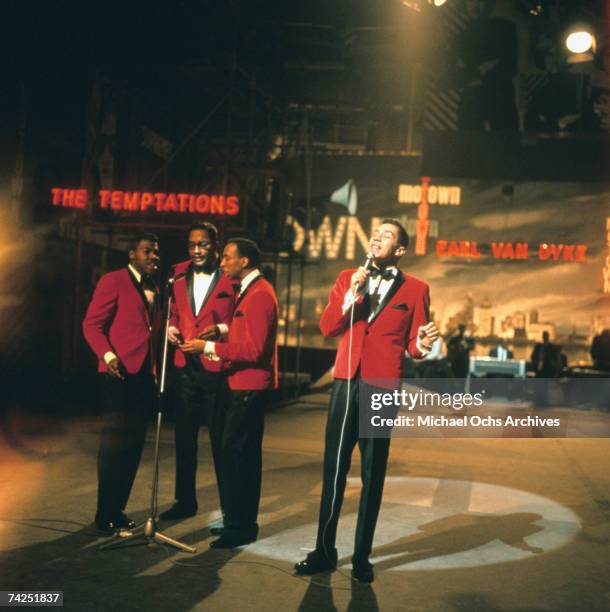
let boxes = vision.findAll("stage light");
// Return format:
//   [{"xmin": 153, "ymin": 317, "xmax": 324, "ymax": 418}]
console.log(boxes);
[
  {"xmin": 565, "ymin": 30, "xmax": 595, "ymax": 54},
  {"xmin": 518, "ymin": 1, "xmax": 548, "ymax": 17},
  {"xmin": 401, "ymin": 0, "xmax": 447, "ymax": 11}
]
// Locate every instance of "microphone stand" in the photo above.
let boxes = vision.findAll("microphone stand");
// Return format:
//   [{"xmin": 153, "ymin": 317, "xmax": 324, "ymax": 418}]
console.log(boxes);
[{"xmin": 99, "ymin": 280, "xmax": 196, "ymax": 553}]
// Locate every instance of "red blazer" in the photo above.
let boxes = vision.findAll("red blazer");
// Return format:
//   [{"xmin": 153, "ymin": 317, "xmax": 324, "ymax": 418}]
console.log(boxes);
[
  {"xmin": 214, "ymin": 276, "xmax": 279, "ymax": 391},
  {"xmin": 169, "ymin": 260, "xmax": 237, "ymax": 372},
  {"xmin": 320, "ymin": 269, "xmax": 430, "ymax": 381},
  {"xmin": 83, "ymin": 268, "xmax": 161, "ymax": 375}
]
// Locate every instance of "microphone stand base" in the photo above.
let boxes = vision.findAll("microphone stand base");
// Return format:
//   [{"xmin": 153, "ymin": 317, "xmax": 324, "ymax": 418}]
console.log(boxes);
[{"xmin": 98, "ymin": 517, "xmax": 196, "ymax": 553}]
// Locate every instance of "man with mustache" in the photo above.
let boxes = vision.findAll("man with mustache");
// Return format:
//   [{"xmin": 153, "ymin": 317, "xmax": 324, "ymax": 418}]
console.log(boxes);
[{"xmin": 161, "ymin": 221, "xmax": 237, "ymax": 523}]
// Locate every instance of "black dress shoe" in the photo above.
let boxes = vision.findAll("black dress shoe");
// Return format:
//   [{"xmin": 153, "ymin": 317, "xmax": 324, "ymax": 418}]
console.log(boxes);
[
  {"xmin": 94, "ymin": 518, "xmax": 117, "ymax": 534},
  {"xmin": 94, "ymin": 513, "xmax": 134, "ymax": 535},
  {"xmin": 159, "ymin": 502, "xmax": 197, "ymax": 521},
  {"xmin": 209, "ymin": 534, "xmax": 256, "ymax": 549},
  {"xmin": 294, "ymin": 549, "xmax": 338, "ymax": 575},
  {"xmin": 114, "ymin": 512, "xmax": 136, "ymax": 530},
  {"xmin": 351, "ymin": 559, "xmax": 374, "ymax": 583}
]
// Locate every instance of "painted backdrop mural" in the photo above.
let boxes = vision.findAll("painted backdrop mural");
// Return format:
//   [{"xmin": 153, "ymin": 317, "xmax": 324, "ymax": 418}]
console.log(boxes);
[{"xmin": 277, "ymin": 156, "xmax": 610, "ymax": 365}]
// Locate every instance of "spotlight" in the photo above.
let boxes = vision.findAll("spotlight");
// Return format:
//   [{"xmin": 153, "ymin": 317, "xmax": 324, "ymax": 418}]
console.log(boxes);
[
  {"xmin": 401, "ymin": 0, "xmax": 446, "ymax": 10},
  {"xmin": 565, "ymin": 30, "xmax": 595, "ymax": 54}
]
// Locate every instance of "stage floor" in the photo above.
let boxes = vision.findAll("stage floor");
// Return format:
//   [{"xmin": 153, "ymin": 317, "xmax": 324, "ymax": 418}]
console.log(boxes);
[{"xmin": 1, "ymin": 391, "xmax": 610, "ymax": 611}]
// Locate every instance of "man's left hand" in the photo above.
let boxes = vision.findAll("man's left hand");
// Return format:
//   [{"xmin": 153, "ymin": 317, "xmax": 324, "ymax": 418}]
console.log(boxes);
[
  {"xmin": 198, "ymin": 324, "xmax": 220, "ymax": 340},
  {"xmin": 418, "ymin": 322, "xmax": 440, "ymax": 349},
  {"xmin": 181, "ymin": 339, "xmax": 206, "ymax": 355}
]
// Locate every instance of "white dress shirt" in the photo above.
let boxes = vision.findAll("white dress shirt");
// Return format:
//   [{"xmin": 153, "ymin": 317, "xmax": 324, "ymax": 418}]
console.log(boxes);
[
  {"xmin": 341, "ymin": 266, "xmax": 398, "ymax": 317},
  {"xmin": 422, "ymin": 337, "xmax": 443, "ymax": 361},
  {"xmin": 129, "ymin": 263, "xmax": 155, "ymax": 305},
  {"xmin": 237, "ymin": 268, "xmax": 262, "ymax": 297},
  {"xmin": 341, "ymin": 265, "xmax": 430, "ymax": 356},
  {"xmin": 168, "ymin": 266, "xmax": 229, "ymax": 343},
  {"xmin": 193, "ymin": 268, "xmax": 216, "ymax": 315}
]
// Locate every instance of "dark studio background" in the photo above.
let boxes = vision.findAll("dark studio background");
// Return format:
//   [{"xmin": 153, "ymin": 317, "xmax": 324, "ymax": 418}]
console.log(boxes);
[{"xmin": 0, "ymin": 0, "xmax": 608, "ymax": 419}]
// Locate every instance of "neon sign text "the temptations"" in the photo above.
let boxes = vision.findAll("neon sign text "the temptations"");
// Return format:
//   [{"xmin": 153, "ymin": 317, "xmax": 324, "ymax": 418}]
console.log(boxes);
[{"xmin": 51, "ymin": 188, "xmax": 240, "ymax": 216}]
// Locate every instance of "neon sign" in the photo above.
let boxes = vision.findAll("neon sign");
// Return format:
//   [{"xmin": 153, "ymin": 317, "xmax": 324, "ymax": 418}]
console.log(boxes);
[
  {"xmin": 51, "ymin": 188, "xmax": 240, "ymax": 216},
  {"xmin": 397, "ymin": 182, "xmax": 461, "ymax": 206},
  {"xmin": 397, "ymin": 177, "xmax": 461, "ymax": 256},
  {"xmin": 436, "ymin": 240, "xmax": 587, "ymax": 262},
  {"xmin": 288, "ymin": 215, "xmax": 588, "ymax": 264}
]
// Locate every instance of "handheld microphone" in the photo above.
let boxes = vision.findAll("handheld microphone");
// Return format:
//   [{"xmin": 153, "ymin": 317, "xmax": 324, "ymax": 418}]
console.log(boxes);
[
  {"xmin": 353, "ymin": 252, "xmax": 374, "ymax": 292},
  {"xmin": 167, "ymin": 272, "xmax": 186, "ymax": 286}
]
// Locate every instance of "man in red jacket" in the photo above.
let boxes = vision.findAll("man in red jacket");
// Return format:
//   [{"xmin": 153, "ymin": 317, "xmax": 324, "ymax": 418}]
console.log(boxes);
[
  {"xmin": 82, "ymin": 233, "xmax": 161, "ymax": 534},
  {"xmin": 189, "ymin": 238, "xmax": 278, "ymax": 548},
  {"xmin": 294, "ymin": 219, "xmax": 439, "ymax": 582},
  {"xmin": 160, "ymin": 221, "xmax": 237, "ymax": 522}
]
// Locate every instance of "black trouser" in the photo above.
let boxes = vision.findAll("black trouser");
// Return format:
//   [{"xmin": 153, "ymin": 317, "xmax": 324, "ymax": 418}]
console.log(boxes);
[
  {"xmin": 315, "ymin": 378, "xmax": 391, "ymax": 562},
  {"xmin": 96, "ymin": 367, "xmax": 156, "ymax": 521},
  {"xmin": 220, "ymin": 390, "xmax": 265, "ymax": 537},
  {"xmin": 173, "ymin": 362, "xmax": 227, "ymax": 508}
]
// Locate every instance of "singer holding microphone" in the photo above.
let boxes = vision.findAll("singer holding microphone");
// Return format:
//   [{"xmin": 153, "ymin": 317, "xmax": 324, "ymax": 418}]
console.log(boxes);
[{"xmin": 294, "ymin": 218, "xmax": 439, "ymax": 582}]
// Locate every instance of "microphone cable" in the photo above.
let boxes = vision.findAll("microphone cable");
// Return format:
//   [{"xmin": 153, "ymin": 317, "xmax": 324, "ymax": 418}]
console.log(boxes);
[{"xmin": 320, "ymin": 271, "xmax": 364, "ymax": 582}]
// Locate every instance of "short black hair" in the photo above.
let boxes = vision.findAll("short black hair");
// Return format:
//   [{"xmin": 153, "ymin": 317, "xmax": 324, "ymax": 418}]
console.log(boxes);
[
  {"xmin": 380, "ymin": 218, "xmax": 409, "ymax": 249},
  {"xmin": 129, "ymin": 232, "xmax": 159, "ymax": 251},
  {"xmin": 228, "ymin": 238, "xmax": 261, "ymax": 269},
  {"xmin": 188, "ymin": 221, "xmax": 218, "ymax": 243}
]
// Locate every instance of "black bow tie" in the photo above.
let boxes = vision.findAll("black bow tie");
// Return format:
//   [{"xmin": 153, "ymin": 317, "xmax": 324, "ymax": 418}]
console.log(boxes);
[
  {"xmin": 370, "ymin": 267, "xmax": 396, "ymax": 281},
  {"xmin": 193, "ymin": 266, "xmax": 215, "ymax": 276},
  {"xmin": 141, "ymin": 274, "xmax": 156, "ymax": 291}
]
